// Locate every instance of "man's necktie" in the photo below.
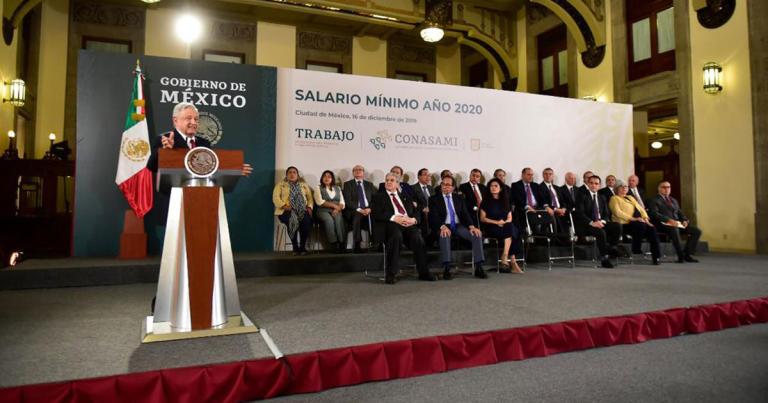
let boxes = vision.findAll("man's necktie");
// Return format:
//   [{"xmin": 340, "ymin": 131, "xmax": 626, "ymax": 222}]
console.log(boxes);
[
  {"xmin": 188, "ymin": 137, "xmax": 196, "ymax": 149},
  {"xmin": 592, "ymin": 193, "xmax": 601, "ymax": 221},
  {"xmin": 473, "ymin": 184, "xmax": 482, "ymax": 206},
  {"xmin": 569, "ymin": 187, "xmax": 575, "ymax": 201},
  {"xmin": 391, "ymin": 193, "xmax": 406, "ymax": 215},
  {"xmin": 525, "ymin": 183, "xmax": 534, "ymax": 207},
  {"xmin": 664, "ymin": 196, "xmax": 673, "ymax": 207},
  {"xmin": 422, "ymin": 185, "xmax": 429, "ymax": 200},
  {"xmin": 549, "ymin": 185, "xmax": 559, "ymax": 208},
  {"xmin": 357, "ymin": 181, "xmax": 367, "ymax": 208},
  {"xmin": 633, "ymin": 189, "xmax": 645, "ymax": 208},
  {"xmin": 445, "ymin": 195, "xmax": 457, "ymax": 231}
]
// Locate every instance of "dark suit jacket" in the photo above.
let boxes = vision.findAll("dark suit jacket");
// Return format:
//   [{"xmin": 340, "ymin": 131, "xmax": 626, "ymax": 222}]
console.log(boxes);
[
  {"xmin": 458, "ymin": 182, "xmax": 486, "ymax": 213},
  {"xmin": 511, "ymin": 180, "xmax": 544, "ymax": 211},
  {"xmin": 342, "ymin": 179, "xmax": 375, "ymax": 220},
  {"xmin": 411, "ymin": 182, "xmax": 434, "ymax": 211},
  {"xmin": 539, "ymin": 182, "xmax": 565, "ymax": 209},
  {"xmin": 428, "ymin": 192, "xmax": 475, "ymax": 233},
  {"xmin": 560, "ymin": 185, "xmax": 579, "ymax": 211},
  {"xmin": 598, "ymin": 187, "xmax": 616, "ymax": 202},
  {"xmin": 647, "ymin": 194, "xmax": 688, "ymax": 224},
  {"xmin": 148, "ymin": 129, "xmax": 212, "ymax": 172},
  {"xmin": 573, "ymin": 191, "xmax": 612, "ymax": 228},
  {"xmin": 372, "ymin": 190, "xmax": 419, "ymax": 242}
]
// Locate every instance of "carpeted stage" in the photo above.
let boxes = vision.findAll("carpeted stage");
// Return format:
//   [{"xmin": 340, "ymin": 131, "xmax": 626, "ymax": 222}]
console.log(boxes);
[{"xmin": 0, "ymin": 251, "xmax": 766, "ymax": 401}]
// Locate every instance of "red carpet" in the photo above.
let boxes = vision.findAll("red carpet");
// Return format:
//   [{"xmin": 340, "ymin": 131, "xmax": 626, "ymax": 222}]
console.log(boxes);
[{"xmin": 2, "ymin": 296, "xmax": 766, "ymax": 402}]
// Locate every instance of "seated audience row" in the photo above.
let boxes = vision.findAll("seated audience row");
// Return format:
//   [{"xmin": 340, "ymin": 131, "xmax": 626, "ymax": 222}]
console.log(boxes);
[{"xmin": 272, "ymin": 165, "xmax": 702, "ymax": 281}]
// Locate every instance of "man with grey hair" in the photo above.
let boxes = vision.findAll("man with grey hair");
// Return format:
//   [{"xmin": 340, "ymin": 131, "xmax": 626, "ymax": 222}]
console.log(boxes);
[
  {"xmin": 372, "ymin": 172, "xmax": 435, "ymax": 284},
  {"xmin": 149, "ymin": 102, "xmax": 252, "ymax": 175},
  {"xmin": 562, "ymin": 171, "xmax": 579, "ymax": 212},
  {"xmin": 342, "ymin": 164, "xmax": 375, "ymax": 253}
]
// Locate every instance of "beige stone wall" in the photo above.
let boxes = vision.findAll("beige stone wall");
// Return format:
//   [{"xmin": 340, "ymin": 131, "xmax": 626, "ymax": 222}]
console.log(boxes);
[
  {"xmin": 575, "ymin": 0, "xmax": 613, "ymax": 102},
  {"xmin": 256, "ymin": 22, "xmax": 296, "ymax": 68},
  {"xmin": 352, "ymin": 35, "xmax": 386, "ymax": 78},
  {"xmin": 0, "ymin": 0, "xmax": 18, "ymax": 154},
  {"xmin": 145, "ymin": 8, "xmax": 189, "ymax": 59},
  {"xmin": 436, "ymin": 43, "xmax": 460, "ymax": 85},
  {"xmin": 34, "ymin": 0, "xmax": 68, "ymax": 158},
  {"xmin": 689, "ymin": 1, "xmax": 755, "ymax": 252}
]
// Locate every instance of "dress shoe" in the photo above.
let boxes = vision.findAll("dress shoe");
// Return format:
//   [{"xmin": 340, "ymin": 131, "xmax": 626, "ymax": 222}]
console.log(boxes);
[
  {"xmin": 443, "ymin": 267, "xmax": 453, "ymax": 280},
  {"xmin": 676, "ymin": 256, "xmax": 685, "ymax": 263},
  {"xmin": 615, "ymin": 246, "xmax": 631, "ymax": 258},
  {"xmin": 419, "ymin": 273, "xmax": 437, "ymax": 281},
  {"xmin": 684, "ymin": 255, "xmax": 699, "ymax": 263},
  {"xmin": 499, "ymin": 267, "xmax": 512, "ymax": 274},
  {"xmin": 474, "ymin": 266, "xmax": 488, "ymax": 279},
  {"xmin": 652, "ymin": 257, "xmax": 660, "ymax": 265},
  {"xmin": 384, "ymin": 274, "xmax": 396, "ymax": 284},
  {"xmin": 353, "ymin": 247, "xmax": 363, "ymax": 254},
  {"xmin": 601, "ymin": 258, "xmax": 614, "ymax": 269}
]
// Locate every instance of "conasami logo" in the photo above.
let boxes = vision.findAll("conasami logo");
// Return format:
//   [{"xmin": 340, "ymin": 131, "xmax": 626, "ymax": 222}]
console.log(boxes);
[{"xmin": 369, "ymin": 130, "xmax": 392, "ymax": 150}]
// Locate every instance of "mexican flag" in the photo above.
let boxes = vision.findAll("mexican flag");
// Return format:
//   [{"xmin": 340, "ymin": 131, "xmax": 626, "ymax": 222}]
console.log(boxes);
[{"xmin": 115, "ymin": 61, "xmax": 153, "ymax": 218}]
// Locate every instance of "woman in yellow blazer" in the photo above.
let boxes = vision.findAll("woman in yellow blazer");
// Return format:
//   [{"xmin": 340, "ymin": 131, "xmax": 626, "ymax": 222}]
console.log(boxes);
[
  {"xmin": 609, "ymin": 180, "xmax": 661, "ymax": 265},
  {"xmin": 273, "ymin": 166, "xmax": 314, "ymax": 255}
]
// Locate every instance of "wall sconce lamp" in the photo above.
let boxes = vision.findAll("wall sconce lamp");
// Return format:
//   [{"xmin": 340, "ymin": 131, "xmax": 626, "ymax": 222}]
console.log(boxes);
[
  {"xmin": 2, "ymin": 79, "xmax": 26, "ymax": 106},
  {"xmin": 43, "ymin": 132, "xmax": 57, "ymax": 160},
  {"xmin": 2, "ymin": 130, "xmax": 19, "ymax": 160},
  {"xmin": 703, "ymin": 62, "xmax": 722, "ymax": 94},
  {"xmin": 421, "ymin": 0, "xmax": 452, "ymax": 43}
]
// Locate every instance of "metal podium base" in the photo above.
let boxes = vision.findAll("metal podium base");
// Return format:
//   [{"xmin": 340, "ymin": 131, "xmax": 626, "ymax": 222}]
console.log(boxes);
[{"xmin": 141, "ymin": 311, "xmax": 259, "ymax": 343}]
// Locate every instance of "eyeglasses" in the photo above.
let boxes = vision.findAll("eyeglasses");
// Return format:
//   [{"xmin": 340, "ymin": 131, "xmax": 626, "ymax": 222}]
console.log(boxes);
[{"xmin": 660, "ymin": 185, "xmax": 671, "ymax": 188}]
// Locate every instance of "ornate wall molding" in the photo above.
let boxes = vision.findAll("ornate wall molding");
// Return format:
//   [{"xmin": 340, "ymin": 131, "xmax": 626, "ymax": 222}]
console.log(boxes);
[
  {"xmin": 209, "ymin": 21, "xmax": 256, "ymax": 43},
  {"xmin": 72, "ymin": 1, "xmax": 144, "ymax": 29},
  {"xmin": 580, "ymin": 0, "xmax": 604, "ymax": 22},
  {"xmin": 297, "ymin": 31, "xmax": 351, "ymax": 54},
  {"xmin": 387, "ymin": 42, "xmax": 436, "ymax": 65}
]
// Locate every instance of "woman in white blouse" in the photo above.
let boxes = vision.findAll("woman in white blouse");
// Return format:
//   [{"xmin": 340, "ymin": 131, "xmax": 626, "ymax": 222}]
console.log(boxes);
[{"xmin": 314, "ymin": 170, "xmax": 347, "ymax": 253}]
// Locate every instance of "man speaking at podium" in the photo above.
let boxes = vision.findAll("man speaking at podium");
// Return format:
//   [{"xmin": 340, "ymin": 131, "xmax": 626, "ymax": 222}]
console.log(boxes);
[{"xmin": 149, "ymin": 102, "xmax": 252, "ymax": 176}]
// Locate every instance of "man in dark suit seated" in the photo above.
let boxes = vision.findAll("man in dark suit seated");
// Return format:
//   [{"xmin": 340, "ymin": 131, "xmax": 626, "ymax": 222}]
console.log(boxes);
[
  {"xmin": 627, "ymin": 174, "xmax": 647, "ymax": 210},
  {"xmin": 411, "ymin": 168, "xmax": 435, "ymax": 246},
  {"xmin": 599, "ymin": 174, "xmax": 617, "ymax": 201},
  {"xmin": 458, "ymin": 168, "xmax": 486, "ymax": 227},
  {"xmin": 429, "ymin": 177, "xmax": 487, "ymax": 280},
  {"xmin": 578, "ymin": 170, "xmax": 594, "ymax": 198},
  {"xmin": 148, "ymin": 102, "xmax": 252, "ymax": 175},
  {"xmin": 378, "ymin": 165, "xmax": 417, "ymax": 202},
  {"xmin": 540, "ymin": 167, "xmax": 568, "ymax": 232},
  {"xmin": 561, "ymin": 171, "xmax": 579, "ymax": 213},
  {"xmin": 648, "ymin": 181, "xmax": 702, "ymax": 263},
  {"xmin": 574, "ymin": 175, "xmax": 623, "ymax": 268},
  {"xmin": 434, "ymin": 169, "xmax": 456, "ymax": 194},
  {"xmin": 342, "ymin": 165, "xmax": 375, "ymax": 253},
  {"xmin": 373, "ymin": 173, "xmax": 436, "ymax": 284},
  {"xmin": 511, "ymin": 167, "xmax": 552, "ymax": 235}
]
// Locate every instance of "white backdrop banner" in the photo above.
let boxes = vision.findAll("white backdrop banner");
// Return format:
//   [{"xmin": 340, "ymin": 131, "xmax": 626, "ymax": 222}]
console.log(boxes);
[{"xmin": 276, "ymin": 68, "xmax": 633, "ymax": 187}]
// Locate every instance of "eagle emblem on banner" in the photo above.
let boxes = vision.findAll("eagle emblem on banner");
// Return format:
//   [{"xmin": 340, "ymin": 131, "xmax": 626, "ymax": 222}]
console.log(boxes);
[{"xmin": 120, "ymin": 137, "xmax": 150, "ymax": 162}]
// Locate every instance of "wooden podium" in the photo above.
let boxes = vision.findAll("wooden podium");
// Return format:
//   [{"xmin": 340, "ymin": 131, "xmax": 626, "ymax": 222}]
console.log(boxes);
[{"xmin": 141, "ymin": 148, "xmax": 258, "ymax": 342}]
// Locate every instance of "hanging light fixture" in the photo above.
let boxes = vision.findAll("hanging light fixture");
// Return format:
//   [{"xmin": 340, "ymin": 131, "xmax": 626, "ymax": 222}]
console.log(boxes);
[
  {"xmin": 421, "ymin": 0, "xmax": 452, "ymax": 43},
  {"xmin": 702, "ymin": 62, "xmax": 722, "ymax": 94},
  {"xmin": 651, "ymin": 141, "xmax": 663, "ymax": 149},
  {"xmin": 2, "ymin": 79, "xmax": 25, "ymax": 107}
]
